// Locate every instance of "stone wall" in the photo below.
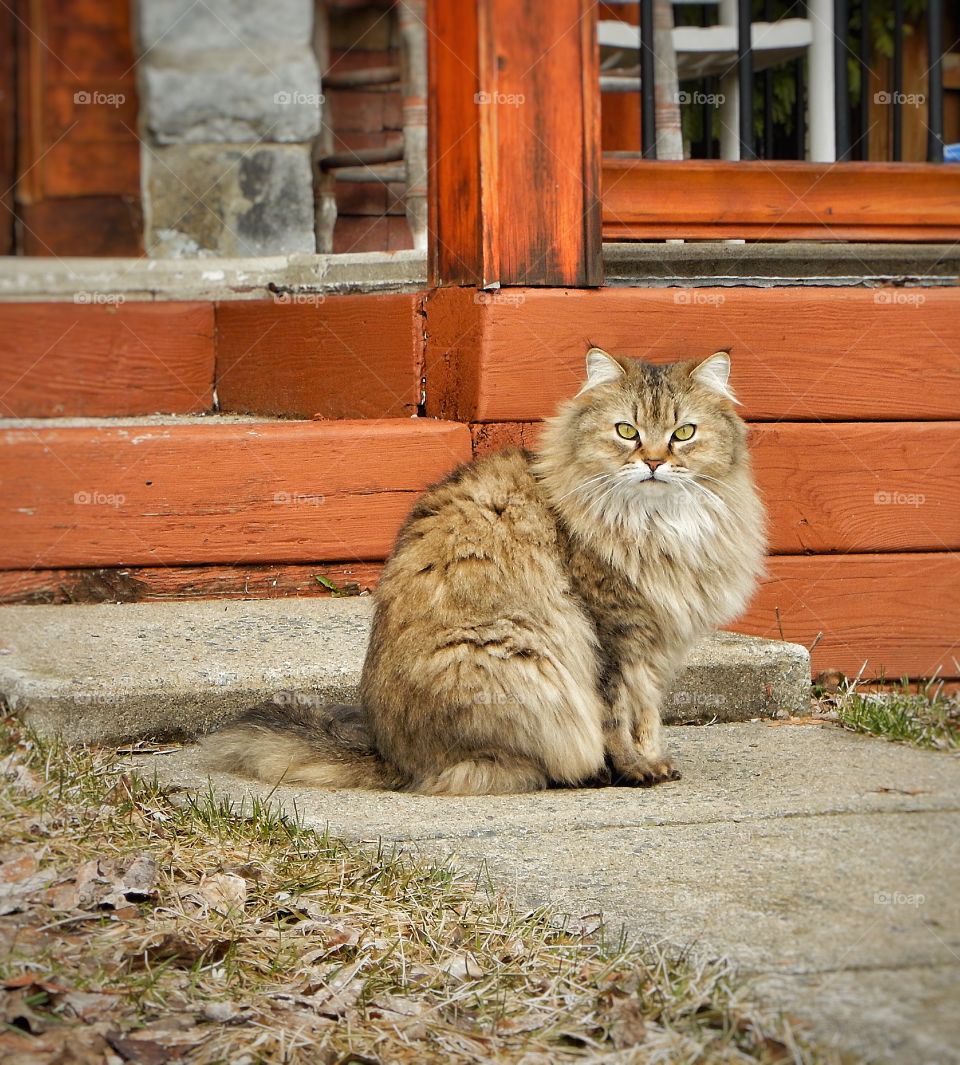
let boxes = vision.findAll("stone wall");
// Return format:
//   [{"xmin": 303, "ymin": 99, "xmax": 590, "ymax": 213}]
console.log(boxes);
[{"xmin": 136, "ymin": 0, "xmax": 322, "ymax": 257}]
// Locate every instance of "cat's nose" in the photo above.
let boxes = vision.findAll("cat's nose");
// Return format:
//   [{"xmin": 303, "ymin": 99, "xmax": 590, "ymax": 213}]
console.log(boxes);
[{"xmin": 644, "ymin": 458, "xmax": 666, "ymax": 472}]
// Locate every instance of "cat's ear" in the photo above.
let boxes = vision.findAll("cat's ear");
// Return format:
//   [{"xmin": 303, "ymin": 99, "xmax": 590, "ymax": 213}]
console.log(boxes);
[
  {"xmin": 577, "ymin": 347, "xmax": 625, "ymax": 396},
  {"xmin": 691, "ymin": 351, "xmax": 738, "ymax": 404}
]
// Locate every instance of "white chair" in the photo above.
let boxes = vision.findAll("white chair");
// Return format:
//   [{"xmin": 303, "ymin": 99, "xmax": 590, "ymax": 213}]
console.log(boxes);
[{"xmin": 598, "ymin": 0, "xmax": 818, "ymax": 160}]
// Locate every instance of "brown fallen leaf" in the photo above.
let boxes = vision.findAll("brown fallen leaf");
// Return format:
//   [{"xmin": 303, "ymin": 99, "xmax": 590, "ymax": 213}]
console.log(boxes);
[
  {"xmin": 0, "ymin": 753, "xmax": 42, "ymax": 795},
  {"xmin": 607, "ymin": 996, "xmax": 648, "ymax": 1049},
  {"xmin": 0, "ymin": 983, "xmax": 59, "ymax": 1034},
  {"xmin": 71, "ymin": 854, "xmax": 158, "ymax": 911},
  {"xmin": 440, "ymin": 951, "xmax": 485, "ymax": 981},
  {"xmin": 131, "ymin": 932, "xmax": 233, "ymax": 969},
  {"xmin": 60, "ymin": 989, "xmax": 122, "ymax": 1022},
  {"xmin": 0, "ymin": 852, "xmax": 56, "ymax": 916},
  {"xmin": 197, "ymin": 872, "xmax": 247, "ymax": 914},
  {"xmin": 874, "ymin": 786, "xmax": 929, "ymax": 796},
  {"xmin": 106, "ymin": 1032, "xmax": 171, "ymax": 1065}
]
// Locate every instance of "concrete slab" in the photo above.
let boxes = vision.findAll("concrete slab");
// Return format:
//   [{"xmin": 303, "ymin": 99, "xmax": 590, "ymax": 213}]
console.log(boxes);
[
  {"xmin": 0, "ymin": 600, "xmax": 809, "ymax": 743},
  {"xmin": 137, "ymin": 723, "xmax": 960, "ymax": 1064},
  {"xmin": 0, "ymin": 251, "xmax": 428, "ymax": 302}
]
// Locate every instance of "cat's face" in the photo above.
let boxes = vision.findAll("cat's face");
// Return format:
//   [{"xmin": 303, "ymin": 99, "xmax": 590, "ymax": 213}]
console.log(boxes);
[{"xmin": 539, "ymin": 349, "xmax": 749, "ymax": 520}]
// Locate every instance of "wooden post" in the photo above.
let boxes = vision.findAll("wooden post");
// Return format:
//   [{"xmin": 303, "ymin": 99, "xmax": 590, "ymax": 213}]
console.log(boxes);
[{"xmin": 427, "ymin": 0, "xmax": 603, "ymax": 288}]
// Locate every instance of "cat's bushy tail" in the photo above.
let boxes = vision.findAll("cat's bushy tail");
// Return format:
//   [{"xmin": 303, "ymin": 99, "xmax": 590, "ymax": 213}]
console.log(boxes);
[{"xmin": 200, "ymin": 697, "xmax": 405, "ymax": 791}]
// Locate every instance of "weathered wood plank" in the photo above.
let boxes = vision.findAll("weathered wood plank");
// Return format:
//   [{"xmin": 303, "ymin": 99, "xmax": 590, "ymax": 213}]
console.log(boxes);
[
  {"xmin": 215, "ymin": 295, "xmax": 423, "ymax": 419},
  {"xmin": 603, "ymin": 160, "xmax": 960, "ymax": 241},
  {"xmin": 0, "ymin": 302, "xmax": 214, "ymax": 417},
  {"xmin": 739, "ymin": 554, "xmax": 960, "ymax": 679},
  {"xmin": 0, "ymin": 419, "xmax": 472, "ymax": 568},
  {"xmin": 470, "ymin": 421, "xmax": 960, "ymax": 554},
  {"xmin": 426, "ymin": 286, "xmax": 960, "ymax": 422},
  {"xmin": 0, "ymin": 562, "xmax": 384, "ymax": 605}
]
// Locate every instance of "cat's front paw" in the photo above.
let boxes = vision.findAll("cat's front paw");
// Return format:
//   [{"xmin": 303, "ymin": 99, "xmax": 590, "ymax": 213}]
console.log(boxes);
[{"xmin": 611, "ymin": 754, "xmax": 681, "ymax": 787}]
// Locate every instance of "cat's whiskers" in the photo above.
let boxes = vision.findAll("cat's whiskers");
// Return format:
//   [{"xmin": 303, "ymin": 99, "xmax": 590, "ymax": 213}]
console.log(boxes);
[{"xmin": 553, "ymin": 472, "xmax": 612, "ymax": 507}]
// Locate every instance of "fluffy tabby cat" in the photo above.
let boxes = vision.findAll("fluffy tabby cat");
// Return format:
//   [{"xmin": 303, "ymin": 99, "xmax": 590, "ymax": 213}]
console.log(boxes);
[{"xmin": 204, "ymin": 348, "xmax": 765, "ymax": 795}]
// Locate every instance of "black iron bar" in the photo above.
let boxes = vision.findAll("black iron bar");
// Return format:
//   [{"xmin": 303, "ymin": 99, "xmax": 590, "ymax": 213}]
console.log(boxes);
[
  {"xmin": 640, "ymin": 0, "xmax": 657, "ymax": 158},
  {"xmin": 705, "ymin": 75, "xmax": 715, "ymax": 158},
  {"xmin": 835, "ymin": 0, "xmax": 851, "ymax": 159},
  {"xmin": 928, "ymin": 0, "xmax": 944, "ymax": 162},
  {"xmin": 737, "ymin": 0, "xmax": 755, "ymax": 158},
  {"xmin": 893, "ymin": 0, "xmax": 903, "ymax": 160},
  {"xmin": 860, "ymin": 0, "xmax": 870, "ymax": 159},
  {"xmin": 794, "ymin": 56, "xmax": 805, "ymax": 158},
  {"xmin": 763, "ymin": 0, "xmax": 773, "ymax": 159}
]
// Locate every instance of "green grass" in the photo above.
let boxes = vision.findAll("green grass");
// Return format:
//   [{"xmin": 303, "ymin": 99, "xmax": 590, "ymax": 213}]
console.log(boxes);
[
  {"xmin": 823, "ymin": 681, "xmax": 959, "ymax": 751},
  {"xmin": 0, "ymin": 717, "xmax": 850, "ymax": 1064}
]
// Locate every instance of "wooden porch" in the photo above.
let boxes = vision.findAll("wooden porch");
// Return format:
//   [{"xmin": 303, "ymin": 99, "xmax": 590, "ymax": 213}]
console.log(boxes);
[{"xmin": 0, "ymin": 0, "xmax": 958, "ymax": 683}]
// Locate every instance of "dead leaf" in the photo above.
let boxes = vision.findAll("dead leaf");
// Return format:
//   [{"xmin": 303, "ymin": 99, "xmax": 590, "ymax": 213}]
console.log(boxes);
[
  {"xmin": 288, "ymin": 914, "xmax": 362, "ymax": 964},
  {"xmin": 0, "ymin": 852, "xmax": 56, "ymax": 916},
  {"xmin": 2, "ymin": 974, "xmax": 69, "ymax": 993},
  {"xmin": 440, "ymin": 951, "xmax": 485, "ymax": 981},
  {"xmin": 0, "ymin": 753, "xmax": 42, "ymax": 795},
  {"xmin": 198, "ymin": 872, "xmax": 247, "ymax": 914},
  {"xmin": 106, "ymin": 1032, "xmax": 171, "ymax": 1065},
  {"xmin": 874, "ymin": 786, "xmax": 929, "ymax": 796},
  {"xmin": 200, "ymin": 1000, "xmax": 249, "ymax": 1024},
  {"xmin": 72, "ymin": 854, "xmax": 158, "ymax": 911},
  {"xmin": 608, "ymin": 996, "xmax": 648, "ymax": 1049},
  {"xmin": 367, "ymin": 993, "xmax": 427, "ymax": 1036},
  {"xmin": 60, "ymin": 990, "xmax": 122, "ymax": 1022},
  {"xmin": 130, "ymin": 933, "xmax": 233, "ymax": 969},
  {"xmin": 0, "ymin": 984, "xmax": 56, "ymax": 1034}
]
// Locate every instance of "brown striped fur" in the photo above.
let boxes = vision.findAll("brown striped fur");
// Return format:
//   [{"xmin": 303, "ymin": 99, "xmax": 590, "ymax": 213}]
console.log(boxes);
[{"xmin": 203, "ymin": 350, "xmax": 766, "ymax": 794}]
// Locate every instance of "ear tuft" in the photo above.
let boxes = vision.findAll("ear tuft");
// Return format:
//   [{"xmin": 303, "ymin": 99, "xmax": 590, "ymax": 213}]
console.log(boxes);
[
  {"xmin": 691, "ymin": 351, "xmax": 738, "ymax": 404},
  {"xmin": 577, "ymin": 347, "xmax": 625, "ymax": 396}
]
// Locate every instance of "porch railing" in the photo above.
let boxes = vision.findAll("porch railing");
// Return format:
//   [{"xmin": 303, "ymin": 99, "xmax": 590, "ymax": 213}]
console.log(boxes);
[{"xmin": 602, "ymin": 0, "xmax": 949, "ymax": 162}]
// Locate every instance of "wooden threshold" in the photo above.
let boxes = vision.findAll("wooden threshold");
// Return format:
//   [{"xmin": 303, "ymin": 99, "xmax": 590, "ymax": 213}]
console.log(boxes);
[{"xmin": 602, "ymin": 160, "xmax": 960, "ymax": 242}]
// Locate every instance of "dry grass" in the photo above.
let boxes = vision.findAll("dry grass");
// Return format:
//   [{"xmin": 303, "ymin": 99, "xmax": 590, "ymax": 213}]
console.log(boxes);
[{"xmin": 0, "ymin": 717, "xmax": 847, "ymax": 1064}]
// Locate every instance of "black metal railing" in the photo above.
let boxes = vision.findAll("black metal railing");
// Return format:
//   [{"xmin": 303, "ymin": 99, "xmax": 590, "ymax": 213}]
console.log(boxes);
[{"xmin": 630, "ymin": 0, "xmax": 948, "ymax": 162}]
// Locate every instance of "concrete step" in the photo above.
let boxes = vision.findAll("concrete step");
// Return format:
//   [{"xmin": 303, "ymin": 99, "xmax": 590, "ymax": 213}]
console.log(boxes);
[{"xmin": 0, "ymin": 598, "xmax": 809, "ymax": 744}]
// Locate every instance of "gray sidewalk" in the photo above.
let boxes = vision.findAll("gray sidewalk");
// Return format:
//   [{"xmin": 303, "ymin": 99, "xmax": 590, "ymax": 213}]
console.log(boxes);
[{"xmin": 140, "ymin": 723, "xmax": 960, "ymax": 1064}]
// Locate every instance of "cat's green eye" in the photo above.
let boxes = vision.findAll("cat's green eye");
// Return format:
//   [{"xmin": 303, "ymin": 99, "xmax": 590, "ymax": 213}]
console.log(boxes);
[
  {"xmin": 615, "ymin": 422, "xmax": 639, "ymax": 441},
  {"xmin": 672, "ymin": 423, "xmax": 696, "ymax": 442}
]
